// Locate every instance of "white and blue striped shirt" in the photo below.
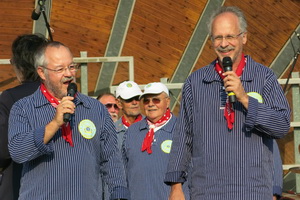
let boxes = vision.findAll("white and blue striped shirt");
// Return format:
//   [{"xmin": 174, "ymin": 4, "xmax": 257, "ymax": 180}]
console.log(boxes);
[
  {"xmin": 8, "ymin": 89, "xmax": 129, "ymax": 200},
  {"xmin": 123, "ymin": 116, "xmax": 190, "ymax": 200},
  {"xmin": 165, "ymin": 55, "xmax": 290, "ymax": 200}
]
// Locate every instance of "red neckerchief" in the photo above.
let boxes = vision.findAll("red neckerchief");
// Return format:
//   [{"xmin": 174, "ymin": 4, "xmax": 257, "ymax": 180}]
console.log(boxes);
[
  {"xmin": 141, "ymin": 108, "xmax": 172, "ymax": 154},
  {"xmin": 215, "ymin": 54, "xmax": 246, "ymax": 129},
  {"xmin": 40, "ymin": 83, "xmax": 74, "ymax": 146},
  {"xmin": 121, "ymin": 114, "xmax": 143, "ymax": 128}
]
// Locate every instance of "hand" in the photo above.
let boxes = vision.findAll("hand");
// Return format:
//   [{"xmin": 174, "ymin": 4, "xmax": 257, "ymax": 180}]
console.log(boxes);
[
  {"xmin": 43, "ymin": 96, "xmax": 75, "ymax": 144},
  {"xmin": 169, "ymin": 183, "xmax": 185, "ymax": 200},
  {"xmin": 53, "ymin": 96, "xmax": 75, "ymax": 127},
  {"xmin": 223, "ymin": 71, "xmax": 249, "ymax": 109}
]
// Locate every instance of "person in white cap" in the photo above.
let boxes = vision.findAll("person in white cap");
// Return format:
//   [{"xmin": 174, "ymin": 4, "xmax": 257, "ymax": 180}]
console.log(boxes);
[
  {"xmin": 122, "ymin": 82, "xmax": 190, "ymax": 200},
  {"xmin": 115, "ymin": 81, "xmax": 143, "ymax": 149}
]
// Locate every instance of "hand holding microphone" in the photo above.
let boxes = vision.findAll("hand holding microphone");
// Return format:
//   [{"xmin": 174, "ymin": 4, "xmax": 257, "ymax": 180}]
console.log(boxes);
[{"xmin": 222, "ymin": 57, "xmax": 236, "ymax": 103}]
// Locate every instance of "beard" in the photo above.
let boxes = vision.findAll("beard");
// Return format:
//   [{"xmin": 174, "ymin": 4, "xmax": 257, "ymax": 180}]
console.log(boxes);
[
  {"xmin": 44, "ymin": 74, "xmax": 74, "ymax": 99},
  {"xmin": 110, "ymin": 113, "xmax": 119, "ymax": 122}
]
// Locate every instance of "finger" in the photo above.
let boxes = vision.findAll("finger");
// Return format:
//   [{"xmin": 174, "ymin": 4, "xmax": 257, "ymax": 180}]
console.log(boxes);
[
  {"xmin": 60, "ymin": 96, "xmax": 74, "ymax": 103},
  {"xmin": 62, "ymin": 104, "xmax": 75, "ymax": 113},
  {"xmin": 60, "ymin": 100, "xmax": 75, "ymax": 109}
]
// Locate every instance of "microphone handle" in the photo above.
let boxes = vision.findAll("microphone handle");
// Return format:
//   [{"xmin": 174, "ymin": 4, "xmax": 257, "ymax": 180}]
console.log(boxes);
[
  {"xmin": 228, "ymin": 92, "xmax": 236, "ymax": 103},
  {"xmin": 224, "ymin": 66, "xmax": 236, "ymax": 103},
  {"xmin": 63, "ymin": 113, "xmax": 71, "ymax": 123},
  {"xmin": 63, "ymin": 93, "xmax": 73, "ymax": 123}
]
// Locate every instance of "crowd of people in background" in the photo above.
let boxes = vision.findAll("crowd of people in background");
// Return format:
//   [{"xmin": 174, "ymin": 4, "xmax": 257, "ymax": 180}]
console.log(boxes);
[{"xmin": 0, "ymin": 5, "xmax": 291, "ymax": 200}]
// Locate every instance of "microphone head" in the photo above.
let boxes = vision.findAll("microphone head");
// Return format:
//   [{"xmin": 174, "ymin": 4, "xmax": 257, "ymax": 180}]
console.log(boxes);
[
  {"xmin": 31, "ymin": 10, "xmax": 41, "ymax": 20},
  {"xmin": 222, "ymin": 57, "xmax": 232, "ymax": 71},
  {"xmin": 222, "ymin": 57, "xmax": 232, "ymax": 67},
  {"xmin": 67, "ymin": 83, "xmax": 77, "ymax": 97}
]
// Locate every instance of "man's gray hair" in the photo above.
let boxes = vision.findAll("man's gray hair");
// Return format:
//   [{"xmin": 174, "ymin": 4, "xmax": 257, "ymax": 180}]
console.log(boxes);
[
  {"xmin": 34, "ymin": 41, "xmax": 70, "ymax": 70},
  {"xmin": 207, "ymin": 6, "xmax": 247, "ymax": 35}
]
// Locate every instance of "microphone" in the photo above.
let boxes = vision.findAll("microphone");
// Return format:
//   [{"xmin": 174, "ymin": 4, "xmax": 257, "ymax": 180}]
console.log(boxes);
[
  {"xmin": 63, "ymin": 83, "xmax": 77, "ymax": 123},
  {"xmin": 31, "ymin": 0, "xmax": 46, "ymax": 20},
  {"xmin": 222, "ymin": 57, "xmax": 236, "ymax": 103}
]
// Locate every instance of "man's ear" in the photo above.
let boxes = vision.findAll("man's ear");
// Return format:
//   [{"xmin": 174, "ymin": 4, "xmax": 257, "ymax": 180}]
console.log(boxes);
[
  {"xmin": 117, "ymin": 98, "xmax": 123, "ymax": 109},
  {"xmin": 37, "ymin": 67, "xmax": 46, "ymax": 81},
  {"xmin": 242, "ymin": 32, "xmax": 247, "ymax": 45},
  {"xmin": 166, "ymin": 97, "xmax": 171, "ymax": 108}
]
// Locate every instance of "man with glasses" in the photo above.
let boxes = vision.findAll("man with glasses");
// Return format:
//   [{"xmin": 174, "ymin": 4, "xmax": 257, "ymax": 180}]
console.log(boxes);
[
  {"xmin": 97, "ymin": 93, "xmax": 120, "ymax": 122},
  {"xmin": 115, "ymin": 81, "xmax": 143, "ymax": 148},
  {"xmin": 122, "ymin": 82, "xmax": 190, "ymax": 200},
  {"xmin": 164, "ymin": 6, "xmax": 290, "ymax": 200},
  {"xmin": 8, "ymin": 41, "xmax": 129, "ymax": 200}
]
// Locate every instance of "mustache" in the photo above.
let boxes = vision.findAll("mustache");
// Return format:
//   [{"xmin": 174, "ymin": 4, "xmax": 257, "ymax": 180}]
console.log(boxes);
[
  {"xmin": 217, "ymin": 47, "xmax": 235, "ymax": 53},
  {"xmin": 111, "ymin": 113, "xmax": 118, "ymax": 117},
  {"xmin": 62, "ymin": 77, "xmax": 74, "ymax": 83}
]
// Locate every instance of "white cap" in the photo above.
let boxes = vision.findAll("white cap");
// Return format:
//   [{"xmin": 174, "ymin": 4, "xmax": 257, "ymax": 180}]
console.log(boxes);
[
  {"xmin": 141, "ymin": 82, "xmax": 169, "ymax": 98},
  {"xmin": 115, "ymin": 81, "xmax": 142, "ymax": 99}
]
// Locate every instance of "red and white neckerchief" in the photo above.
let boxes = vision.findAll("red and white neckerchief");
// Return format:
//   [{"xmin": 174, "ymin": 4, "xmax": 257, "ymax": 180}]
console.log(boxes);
[
  {"xmin": 141, "ymin": 108, "xmax": 172, "ymax": 154},
  {"xmin": 215, "ymin": 54, "xmax": 246, "ymax": 129},
  {"xmin": 40, "ymin": 83, "xmax": 74, "ymax": 146},
  {"xmin": 121, "ymin": 114, "xmax": 143, "ymax": 128}
]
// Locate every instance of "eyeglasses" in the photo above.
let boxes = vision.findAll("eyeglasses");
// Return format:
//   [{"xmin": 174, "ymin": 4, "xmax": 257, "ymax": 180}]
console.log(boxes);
[
  {"xmin": 105, "ymin": 103, "xmax": 119, "ymax": 110},
  {"xmin": 211, "ymin": 32, "xmax": 244, "ymax": 44},
  {"xmin": 143, "ymin": 97, "xmax": 167, "ymax": 105},
  {"xmin": 122, "ymin": 96, "xmax": 140, "ymax": 103},
  {"xmin": 42, "ymin": 64, "xmax": 80, "ymax": 74}
]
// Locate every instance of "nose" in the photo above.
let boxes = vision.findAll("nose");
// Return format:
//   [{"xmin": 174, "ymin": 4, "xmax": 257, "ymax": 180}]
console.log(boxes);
[
  {"xmin": 64, "ymin": 67, "xmax": 74, "ymax": 76},
  {"xmin": 110, "ymin": 107, "xmax": 116, "ymax": 112},
  {"xmin": 147, "ymin": 99, "xmax": 155, "ymax": 106},
  {"xmin": 220, "ymin": 37, "xmax": 229, "ymax": 47},
  {"xmin": 64, "ymin": 67, "xmax": 74, "ymax": 77},
  {"xmin": 131, "ymin": 99, "xmax": 139, "ymax": 105}
]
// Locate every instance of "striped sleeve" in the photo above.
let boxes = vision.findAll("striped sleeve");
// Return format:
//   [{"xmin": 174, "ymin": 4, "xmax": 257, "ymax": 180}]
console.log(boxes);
[
  {"xmin": 165, "ymin": 79, "xmax": 193, "ymax": 184},
  {"xmin": 245, "ymin": 69, "xmax": 290, "ymax": 138},
  {"xmin": 99, "ymin": 109, "xmax": 129, "ymax": 199},
  {"xmin": 273, "ymin": 140, "xmax": 283, "ymax": 196},
  {"xmin": 8, "ymin": 99, "xmax": 53, "ymax": 164}
]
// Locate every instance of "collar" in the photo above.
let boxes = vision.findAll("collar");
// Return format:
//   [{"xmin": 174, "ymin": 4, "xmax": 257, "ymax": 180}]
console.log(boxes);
[
  {"xmin": 203, "ymin": 55, "xmax": 256, "ymax": 83},
  {"xmin": 33, "ymin": 87, "xmax": 90, "ymax": 109},
  {"xmin": 138, "ymin": 114, "xmax": 176, "ymax": 133}
]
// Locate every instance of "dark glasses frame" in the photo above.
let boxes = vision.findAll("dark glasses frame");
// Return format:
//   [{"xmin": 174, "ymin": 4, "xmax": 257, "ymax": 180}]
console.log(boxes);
[
  {"xmin": 105, "ymin": 103, "xmax": 119, "ymax": 110},
  {"xmin": 143, "ymin": 97, "xmax": 167, "ymax": 105},
  {"xmin": 121, "ymin": 96, "xmax": 140, "ymax": 103}
]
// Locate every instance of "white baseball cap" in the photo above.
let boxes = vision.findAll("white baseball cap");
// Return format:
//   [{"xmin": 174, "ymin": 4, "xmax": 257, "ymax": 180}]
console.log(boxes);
[
  {"xmin": 115, "ymin": 81, "xmax": 142, "ymax": 100},
  {"xmin": 140, "ymin": 82, "xmax": 169, "ymax": 98}
]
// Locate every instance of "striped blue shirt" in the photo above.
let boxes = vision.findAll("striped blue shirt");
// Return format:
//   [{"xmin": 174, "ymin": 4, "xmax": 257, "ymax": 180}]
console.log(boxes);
[
  {"xmin": 273, "ymin": 140, "xmax": 283, "ymax": 196},
  {"xmin": 165, "ymin": 55, "xmax": 290, "ymax": 200},
  {"xmin": 8, "ymin": 89, "xmax": 129, "ymax": 200},
  {"xmin": 123, "ymin": 116, "xmax": 190, "ymax": 200},
  {"xmin": 115, "ymin": 118, "xmax": 127, "ymax": 151}
]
